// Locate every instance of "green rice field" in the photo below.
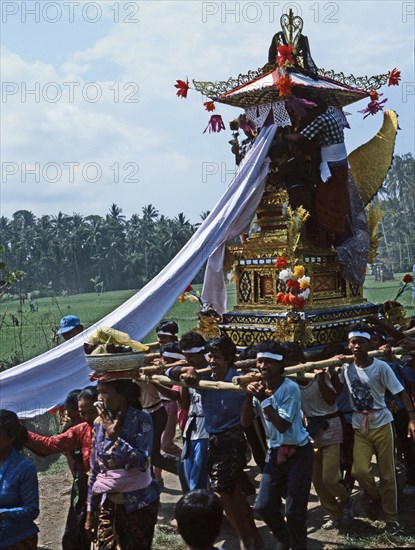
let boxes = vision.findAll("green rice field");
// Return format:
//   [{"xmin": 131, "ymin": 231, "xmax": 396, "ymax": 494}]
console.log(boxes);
[{"xmin": 0, "ymin": 274, "xmax": 413, "ymax": 370}]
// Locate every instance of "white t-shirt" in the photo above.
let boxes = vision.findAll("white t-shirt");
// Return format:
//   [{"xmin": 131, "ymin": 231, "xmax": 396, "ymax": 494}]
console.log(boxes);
[{"xmin": 339, "ymin": 357, "xmax": 403, "ymax": 430}]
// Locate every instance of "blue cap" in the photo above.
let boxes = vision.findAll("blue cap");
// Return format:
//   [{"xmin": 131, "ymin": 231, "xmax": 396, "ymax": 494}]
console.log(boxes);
[{"xmin": 57, "ymin": 315, "xmax": 81, "ymax": 335}]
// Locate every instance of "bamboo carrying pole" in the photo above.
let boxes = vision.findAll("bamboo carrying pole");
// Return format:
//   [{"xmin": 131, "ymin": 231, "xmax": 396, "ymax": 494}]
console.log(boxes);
[
  {"xmin": 139, "ymin": 373, "xmax": 246, "ymax": 393},
  {"xmin": 283, "ymin": 347, "xmax": 413, "ymax": 375},
  {"xmin": 111, "ymin": 345, "xmax": 413, "ymax": 393},
  {"xmin": 231, "ymin": 347, "xmax": 413, "ymax": 385}
]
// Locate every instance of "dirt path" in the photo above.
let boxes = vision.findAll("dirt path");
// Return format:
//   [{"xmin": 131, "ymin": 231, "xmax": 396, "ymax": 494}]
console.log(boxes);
[{"xmin": 36, "ymin": 460, "xmax": 415, "ymax": 549}]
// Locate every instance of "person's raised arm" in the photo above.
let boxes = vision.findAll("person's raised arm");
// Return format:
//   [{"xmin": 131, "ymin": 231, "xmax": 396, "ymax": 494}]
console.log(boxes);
[{"xmin": 25, "ymin": 423, "xmax": 85, "ymax": 456}]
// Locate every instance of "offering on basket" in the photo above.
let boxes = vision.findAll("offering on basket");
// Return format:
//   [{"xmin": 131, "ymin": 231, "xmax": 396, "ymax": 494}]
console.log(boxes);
[{"xmin": 84, "ymin": 326, "xmax": 149, "ymax": 373}]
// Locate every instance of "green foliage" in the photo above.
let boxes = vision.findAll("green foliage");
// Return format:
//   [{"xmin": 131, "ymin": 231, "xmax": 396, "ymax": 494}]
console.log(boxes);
[
  {"xmin": 0, "ymin": 204, "xmax": 203, "ymax": 296},
  {"xmin": 364, "ymin": 273, "xmax": 414, "ymax": 317},
  {"xmin": 0, "ymin": 244, "xmax": 25, "ymax": 297},
  {"xmin": 377, "ymin": 153, "xmax": 415, "ymax": 271}
]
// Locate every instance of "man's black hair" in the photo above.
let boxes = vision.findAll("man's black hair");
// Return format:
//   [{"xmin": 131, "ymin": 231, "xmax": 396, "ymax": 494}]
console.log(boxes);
[
  {"xmin": 206, "ymin": 335, "xmax": 237, "ymax": 362},
  {"xmin": 103, "ymin": 380, "xmax": 142, "ymax": 410},
  {"xmin": 78, "ymin": 386, "xmax": 98, "ymax": 403},
  {"xmin": 238, "ymin": 344, "xmax": 259, "ymax": 361},
  {"xmin": 282, "ymin": 342, "xmax": 305, "ymax": 365},
  {"xmin": 179, "ymin": 331, "xmax": 206, "ymax": 352},
  {"xmin": 161, "ymin": 341, "xmax": 184, "ymax": 355},
  {"xmin": 156, "ymin": 320, "xmax": 179, "ymax": 335},
  {"xmin": 174, "ymin": 490, "xmax": 223, "ymax": 548},
  {"xmin": 0, "ymin": 409, "xmax": 28, "ymax": 450},
  {"xmin": 369, "ymin": 327, "xmax": 388, "ymax": 342},
  {"xmin": 64, "ymin": 389, "xmax": 82, "ymax": 410}
]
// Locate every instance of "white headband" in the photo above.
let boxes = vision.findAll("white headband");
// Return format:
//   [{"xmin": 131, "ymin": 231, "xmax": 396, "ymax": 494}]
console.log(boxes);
[
  {"xmin": 182, "ymin": 346, "xmax": 205, "ymax": 354},
  {"xmin": 257, "ymin": 352, "xmax": 284, "ymax": 361},
  {"xmin": 158, "ymin": 331, "xmax": 175, "ymax": 336},
  {"xmin": 162, "ymin": 351, "xmax": 185, "ymax": 360},
  {"xmin": 348, "ymin": 331, "xmax": 371, "ymax": 341}
]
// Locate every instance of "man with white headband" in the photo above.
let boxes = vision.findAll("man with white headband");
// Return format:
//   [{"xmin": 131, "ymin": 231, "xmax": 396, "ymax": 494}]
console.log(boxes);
[
  {"xmin": 167, "ymin": 335, "xmax": 262, "ymax": 550},
  {"xmin": 331, "ymin": 323, "xmax": 415, "ymax": 533},
  {"xmin": 241, "ymin": 341, "xmax": 312, "ymax": 550},
  {"xmin": 156, "ymin": 320, "xmax": 179, "ymax": 345}
]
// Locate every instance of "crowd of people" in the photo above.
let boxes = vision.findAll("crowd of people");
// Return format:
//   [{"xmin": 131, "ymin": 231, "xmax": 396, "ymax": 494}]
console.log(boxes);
[{"xmin": 1, "ymin": 315, "xmax": 415, "ymax": 550}]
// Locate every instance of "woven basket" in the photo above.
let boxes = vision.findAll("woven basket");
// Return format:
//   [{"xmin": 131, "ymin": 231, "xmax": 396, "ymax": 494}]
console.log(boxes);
[{"xmin": 85, "ymin": 352, "xmax": 145, "ymax": 373}]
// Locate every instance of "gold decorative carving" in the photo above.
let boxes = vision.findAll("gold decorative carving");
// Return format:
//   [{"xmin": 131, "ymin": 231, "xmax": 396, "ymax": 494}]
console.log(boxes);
[{"xmin": 196, "ymin": 313, "xmax": 221, "ymax": 339}]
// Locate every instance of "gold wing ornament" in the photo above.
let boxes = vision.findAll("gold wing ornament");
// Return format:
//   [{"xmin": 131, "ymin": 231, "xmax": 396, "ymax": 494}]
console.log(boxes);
[{"xmin": 348, "ymin": 110, "xmax": 399, "ymax": 206}]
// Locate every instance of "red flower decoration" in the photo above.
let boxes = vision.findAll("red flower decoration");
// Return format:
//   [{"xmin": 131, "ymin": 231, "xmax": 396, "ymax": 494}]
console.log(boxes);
[
  {"xmin": 369, "ymin": 89, "xmax": 379, "ymax": 101},
  {"xmin": 275, "ymin": 256, "xmax": 288, "ymax": 270},
  {"xmin": 403, "ymin": 274, "xmax": 414, "ymax": 283},
  {"xmin": 175, "ymin": 79, "xmax": 190, "ymax": 98},
  {"xmin": 277, "ymin": 74, "xmax": 293, "ymax": 97},
  {"xmin": 388, "ymin": 68, "xmax": 401, "ymax": 87},
  {"xmin": 359, "ymin": 97, "xmax": 387, "ymax": 119},
  {"xmin": 286, "ymin": 279, "xmax": 301, "ymax": 292},
  {"xmin": 286, "ymin": 293, "xmax": 298, "ymax": 305},
  {"xmin": 276, "ymin": 45, "xmax": 295, "ymax": 68},
  {"xmin": 203, "ymin": 114, "xmax": 225, "ymax": 134},
  {"xmin": 185, "ymin": 284, "xmax": 193, "ymax": 292},
  {"xmin": 204, "ymin": 101, "xmax": 216, "ymax": 112},
  {"xmin": 276, "ymin": 292, "xmax": 285, "ymax": 303},
  {"xmin": 294, "ymin": 296, "xmax": 305, "ymax": 309}
]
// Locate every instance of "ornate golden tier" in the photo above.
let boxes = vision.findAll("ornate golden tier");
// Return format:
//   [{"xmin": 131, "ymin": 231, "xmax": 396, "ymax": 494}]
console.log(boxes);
[{"xmin": 216, "ymin": 175, "xmax": 376, "ymax": 349}]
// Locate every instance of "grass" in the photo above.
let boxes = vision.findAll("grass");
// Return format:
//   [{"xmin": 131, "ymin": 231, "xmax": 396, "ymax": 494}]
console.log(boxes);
[
  {"xmin": 152, "ymin": 525, "xmax": 184, "ymax": 550},
  {"xmin": 363, "ymin": 273, "xmax": 414, "ymax": 317},
  {"xmin": 0, "ymin": 274, "xmax": 412, "ymax": 368}
]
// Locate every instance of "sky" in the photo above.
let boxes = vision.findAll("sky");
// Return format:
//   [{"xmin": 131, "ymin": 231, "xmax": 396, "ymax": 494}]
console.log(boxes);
[{"xmin": 1, "ymin": 0, "xmax": 414, "ymax": 224}]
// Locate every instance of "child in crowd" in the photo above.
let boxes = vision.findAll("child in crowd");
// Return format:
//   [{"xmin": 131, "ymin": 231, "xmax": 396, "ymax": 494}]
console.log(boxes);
[
  {"xmin": 241, "ymin": 341, "xmax": 313, "ymax": 550},
  {"xmin": 177, "ymin": 333, "xmax": 209, "ymax": 492},
  {"xmin": 174, "ymin": 490, "xmax": 224, "ymax": 550},
  {"xmin": 331, "ymin": 323, "xmax": 415, "ymax": 532},
  {"xmin": 168, "ymin": 335, "xmax": 262, "ymax": 550},
  {"xmin": 153, "ymin": 340, "xmax": 183, "ymax": 488}
]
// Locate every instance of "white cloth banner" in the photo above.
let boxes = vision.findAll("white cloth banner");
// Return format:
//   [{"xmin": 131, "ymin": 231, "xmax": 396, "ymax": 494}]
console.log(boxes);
[{"xmin": 0, "ymin": 125, "xmax": 276, "ymax": 417}]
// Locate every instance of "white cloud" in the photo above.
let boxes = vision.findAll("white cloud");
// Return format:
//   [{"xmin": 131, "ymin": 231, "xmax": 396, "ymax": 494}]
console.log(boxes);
[{"xmin": 1, "ymin": 1, "xmax": 413, "ymax": 222}]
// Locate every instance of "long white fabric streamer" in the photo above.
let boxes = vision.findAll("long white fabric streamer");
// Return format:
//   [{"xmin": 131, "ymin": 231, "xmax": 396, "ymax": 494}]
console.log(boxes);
[{"xmin": 0, "ymin": 125, "xmax": 277, "ymax": 417}]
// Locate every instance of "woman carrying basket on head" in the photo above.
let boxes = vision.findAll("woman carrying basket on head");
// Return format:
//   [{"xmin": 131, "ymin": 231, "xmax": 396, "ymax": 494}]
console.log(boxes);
[{"xmin": 84, "ymin": 379, "xmax": 159, "ymax": 550}]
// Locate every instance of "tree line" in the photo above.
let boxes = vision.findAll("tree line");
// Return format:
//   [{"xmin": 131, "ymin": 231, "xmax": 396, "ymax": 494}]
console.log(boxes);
[
  {"xmin": 0, "ymin": 154, "xmax": 414, "ymax": 298},
  {"xmin": 376, "ymin": 153, "xmax": 415, "ymax": 272},
  {"xmin": 0, "ymin": 204, "xmax": 209, "ymax": 297}
]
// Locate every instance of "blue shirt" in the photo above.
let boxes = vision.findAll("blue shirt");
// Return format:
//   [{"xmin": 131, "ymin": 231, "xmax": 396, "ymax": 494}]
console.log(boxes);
[
  {"xmin": 253, "ymin": 378, "xmax": 309, "ymax": 448},
  {"xmin": 0, "ymin": 448, "xmax": 39, "ymax": 549},
  {"xmin": 385, "ymin": 360, "xmax": 415, "ymax": 411},
  {"xmin": 198, "ymin": 368, "xmax": 246, "ymax": 435}
]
